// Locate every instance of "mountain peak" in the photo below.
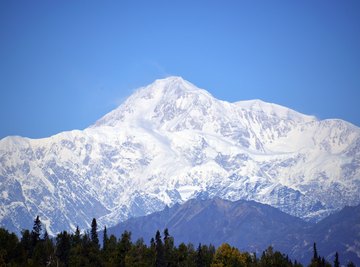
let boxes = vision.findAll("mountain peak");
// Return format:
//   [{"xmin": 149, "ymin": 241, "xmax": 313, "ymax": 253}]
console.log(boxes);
[
  {"xmin": 93, "ymin": 77, "xmax": 214, "ymax": 128},
  {"xmin": 155, "ymin": 76, "xmax": 186, "ymax": 84},
  {"xmin": 93, "ymin": 77, "xmax": 316, "ymax": 130},
  {"xmin": 145, "ymin": 76, "xmax": 206, "ymax": 95},
  {"xmin": 1, "ymin": 77, "xmax": 359, "ymax": 237}
]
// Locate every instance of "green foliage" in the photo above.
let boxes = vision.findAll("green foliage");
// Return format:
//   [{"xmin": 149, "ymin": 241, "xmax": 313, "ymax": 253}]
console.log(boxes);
[
  {"xmin": 0, "ymin": 227, "xmax": 20, "ymax": 265},
  {"xmin": 117, "ymin": 230, "xmax": 132, "ymax": 267},
  {"xmin": 56, "ymin": 231, "xmax": 71, "ymax": 266},
  {"xmin": 32, "ymin": 238, "xmax": 55, "ymax": 267},
  {"xmin": 0, "ymin": 217, "xmax": 352, "ymax": 267},
  {"xmin": 155, "ymin": 230, "xmax": 165, "ymax": 267},
  {"xmin": 259, "ymin": 246, "xmax": 293, "ymax": 267},
  {"xmin": 125, "ymin": 238, "xmax": 154, "ymax": 267}
]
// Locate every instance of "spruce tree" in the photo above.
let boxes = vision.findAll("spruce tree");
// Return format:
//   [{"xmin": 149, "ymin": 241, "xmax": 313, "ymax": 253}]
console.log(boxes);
[
  {"xmin": 334, "ymin": 252, "xmax": 340, "ymax": 267},
  {"xmin": 164, "ymin": 228, "xmax": 169, "ymax": 241},
  {"xmin": 90, "ymin": 218, "xmax": 99, "ymax": 249},
  {"xmin": 56, "ymin": 231, "xmax": 71, "ymax": 266},
  {"xmin": 196, "ymin": 243, "xmax": 204, "ymax": 267},
  {"xmin": 313, "ymin": 242, "xmax": 318, "ymax": 260},
  {"xmin": 43, "ymin": 229, "xmax": 49, "ymax": 241},
  {"xmin": 20, "ymin": 229, "xmax": 32, "ymax": 258},
  {"xmin": 0, "ymin": 228, "xmax": 19, "ymax": 265},
  {"xmin": 309, "ymin": 242, "xmax": 321, "ymax": 266},
  {"xmin": 31, "ymin": 216, "xmax": 42, "ymax": 251},
  {"xmin": 163, "ymin": 228, "xmax": 175, "ymax": 266},
  {"xmin": 103, "ymin": 226, "xmax": 108, "ymax": 251},
  {"xmin": 150, "ymin": 237, "xmax": 156, "ymax": 250},
  {"xmin": 73, "ymin": 225, "xmax": 81, "ymax": 246},
  {"xmin": 155, "ymin": 230, "xmax": 165, "ymax": 267},
  {"xmin": 118, "ymin": 230, "xmax": 132, "ymax": 267}
]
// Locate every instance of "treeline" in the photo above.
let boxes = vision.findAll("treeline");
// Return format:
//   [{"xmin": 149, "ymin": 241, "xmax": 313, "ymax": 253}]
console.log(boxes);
[{"xmin": 0, "ymin": 216, "xmax": 356, "ymax": 267}]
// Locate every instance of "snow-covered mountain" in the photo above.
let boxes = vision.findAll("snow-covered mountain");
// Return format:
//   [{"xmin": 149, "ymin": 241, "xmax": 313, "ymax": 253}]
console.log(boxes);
[{"xmin": 0, "ymin": 76, "xmax": 359, "ymax": 235}]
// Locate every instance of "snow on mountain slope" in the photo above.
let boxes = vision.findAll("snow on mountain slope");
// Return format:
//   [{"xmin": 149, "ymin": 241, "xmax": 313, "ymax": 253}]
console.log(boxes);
[{"xmin": 0, "ymin": 76, "xmax": 359, "ymax": 234}]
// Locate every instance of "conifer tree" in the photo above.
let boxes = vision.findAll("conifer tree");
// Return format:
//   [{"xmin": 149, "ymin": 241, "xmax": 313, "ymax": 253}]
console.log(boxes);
[
  {"xmin": 56, "ymin": 231, "xmax": 71, "ymax": 266},
  {"xmin": 150, "ymin": 237, "xmax": 156, "ymax": 250},
  {"xmin": 103, "ymin": 226, "xmax": 108, "ymax": 251},
  {"xmin": 196, "ymin": 243, "xmax": 204, "ymax": 267},
  {"xmin": 118, "ymin": 230, "xmax": 132, "ymax": 267},
  {"xmin": 334, "ymin": 252, "xmax": 340, "ymax": 267},
  {"xmin": 155, "ymin": 230, "xmax": 165, "ymax": 267},
  {"xmin": 164, "ymin": 228, "xmax": 169, "ymax": 240},
  {"xmin": 103, "ymin": 234, "xmax": 118, "ymax": 265},
  {"xmin": 163, "ymin": 228, "xmax": 175, "ymax": 266},
  {"xmin": 0, "ymin": 228, "xmax": 19, "ymax": 265},
  {"xmin": 43, "ymin": 229, "xmax": 49, "ymax": 241},
  {"xmin": 72, "ymin": 225, "xmax": 81, "ymax": 246},
  {"xmin": 90, "ymin": 218, "xmax": 99, "ymax": 249},
  {"xmin": 31, "ymin": 216, "xmax": 42, "ymax": 247},
  {"xmin": 20, "ymin": 229, "xmax": 32, "ymax": 259},
  {"xmin": 26, "ymin": 215, "xmax": 43, "ymax": 260},
  {"xmin": 309, "ymin": 242, "xmax": 321, "ymax": 267},
  {"xmin": 33, "ymin": 232, "xmax": 55, "ymax": 267},
  {"xmin": 313, "ymin": 243, "xmax": 318, "ymax": 260}
]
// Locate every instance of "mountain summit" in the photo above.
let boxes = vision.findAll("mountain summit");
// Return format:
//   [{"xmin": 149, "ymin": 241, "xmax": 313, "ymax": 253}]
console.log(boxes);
[
  {"xmin": 94, "ymin": 76, "xmax": 223, "ymax": 129},
  {"xmin": 0, "ymin": 77, "xmax": 359, "ymax": 235},
  {"xmin": 94, "ymin": 76, "xmax": 315, "ymax": 132}
]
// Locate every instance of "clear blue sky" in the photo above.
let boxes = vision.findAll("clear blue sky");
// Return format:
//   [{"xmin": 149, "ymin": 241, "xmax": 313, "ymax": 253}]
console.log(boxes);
[{"xmin": 1, "ymin": 0, "xmax": 360, "ymax": 139}]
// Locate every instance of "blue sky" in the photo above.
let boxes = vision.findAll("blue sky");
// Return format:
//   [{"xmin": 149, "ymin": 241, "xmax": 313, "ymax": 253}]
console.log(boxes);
[{"xmin": 1, "ymin": 0, "xmax": 360, "ymax": 139}]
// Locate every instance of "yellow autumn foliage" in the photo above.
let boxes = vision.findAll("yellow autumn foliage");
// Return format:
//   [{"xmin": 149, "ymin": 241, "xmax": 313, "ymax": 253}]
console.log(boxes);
[{"xmin": 210, "ymin": 243, "xmax": 247, "ymax": 267}]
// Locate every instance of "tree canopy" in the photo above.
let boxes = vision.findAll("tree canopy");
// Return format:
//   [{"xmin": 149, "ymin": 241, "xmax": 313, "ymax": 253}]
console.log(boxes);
[{"xmin": 0, "ymin": 216, "xmax": 351, "ymax": 267}]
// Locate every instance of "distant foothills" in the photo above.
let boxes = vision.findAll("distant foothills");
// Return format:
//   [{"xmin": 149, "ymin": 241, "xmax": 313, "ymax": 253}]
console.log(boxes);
[
  {"xmin": 105, "ymin": 198, "xmax": 360, "ymax": 266},
  {"xmin": 0, "ymin": 197, "xmax": 359, "ymax": 266}
]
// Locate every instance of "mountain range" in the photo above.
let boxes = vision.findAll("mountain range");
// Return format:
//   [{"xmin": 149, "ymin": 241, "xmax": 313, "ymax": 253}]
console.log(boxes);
[
  {"xmin": 0, "ymin": 76, "xmax": 359, "ymax": 238},
  {"xmin": 106, "ymin": 197, "xmax": 360, "ymax": 265}
]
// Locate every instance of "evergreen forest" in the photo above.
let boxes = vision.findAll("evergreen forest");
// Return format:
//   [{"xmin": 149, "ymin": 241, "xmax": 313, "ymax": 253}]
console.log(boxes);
[{"xmin": 0, "ymin": 216, "xmax": 356, "ymax": 267}]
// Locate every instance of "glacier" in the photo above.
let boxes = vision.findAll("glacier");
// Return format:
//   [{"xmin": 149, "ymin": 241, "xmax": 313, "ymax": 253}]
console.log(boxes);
[{"xmin": 0, "ymin": 76, "xmax": 359, "ymax": 235}]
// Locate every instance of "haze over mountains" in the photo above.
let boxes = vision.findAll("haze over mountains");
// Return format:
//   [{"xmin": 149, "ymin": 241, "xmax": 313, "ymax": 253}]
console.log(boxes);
[{"xmin": 0, "ymin": 77, "xmax": 359, "ymax": 238}]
